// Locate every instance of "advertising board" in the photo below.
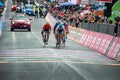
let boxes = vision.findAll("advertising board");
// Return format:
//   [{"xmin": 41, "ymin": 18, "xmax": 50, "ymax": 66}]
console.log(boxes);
[{"xmin": 96, "ymin": 0, "xmax": 112, "ymax": 3}]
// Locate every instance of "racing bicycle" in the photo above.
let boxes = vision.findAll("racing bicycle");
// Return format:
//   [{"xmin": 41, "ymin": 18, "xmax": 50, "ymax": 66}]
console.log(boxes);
[
  {"xmin": 56, "ymin": 33, "xmax": 65, "ymax": 48},
  {"xmin": 43, "ymin": 31, "xmax": 48, "ymax": 47}
]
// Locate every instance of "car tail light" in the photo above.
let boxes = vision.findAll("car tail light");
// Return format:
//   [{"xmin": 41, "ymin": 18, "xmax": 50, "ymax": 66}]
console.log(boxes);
[{"xmin": 12, "ymin": 22, "xmax": 15, "ymax": 24}]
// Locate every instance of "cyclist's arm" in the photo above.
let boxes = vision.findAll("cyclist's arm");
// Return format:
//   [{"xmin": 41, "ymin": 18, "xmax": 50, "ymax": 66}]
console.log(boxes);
[
  {"xmin": 55, "ymin": 26, "xmax": 59, "ymax": 34},
  {"xmin": 53, "ymin": 23, "xmax": 57, "ymax": 34},
  {"xmin": 49, "ymin": 25, "xmax": 52, "ymax": 33},
  {"xmin": 41, "ymin": 25, "xmax": 45, "ymax": 35},
  {"xmin": 63, "ymin": 25, "xmax": 66, "ymax": 35}
]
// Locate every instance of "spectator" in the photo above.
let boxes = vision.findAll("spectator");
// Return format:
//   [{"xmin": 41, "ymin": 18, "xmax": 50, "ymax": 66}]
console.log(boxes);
[
  {"xmin": 114, "ymin": 20, "xmax": 119, "ymax": 37},
  {"xmin": 108, "ymin": 20, "xmax": 113, "ymax": 24},
  {"xmin": 75, "ymin": 18, "xmax": 79, "ymax": 28},
  {"xmin": 34, "ymin": 5, "xmax": 39, "ymax": 18},
  {"xmin": 39, "ymin": 7, "xmax": 43, "ymax": 18}
]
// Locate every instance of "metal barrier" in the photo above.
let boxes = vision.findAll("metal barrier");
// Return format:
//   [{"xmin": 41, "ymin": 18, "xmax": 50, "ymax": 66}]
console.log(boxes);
[{"xmin": 80, "ymin": 22, "xmax": 120, "ymax": 37}]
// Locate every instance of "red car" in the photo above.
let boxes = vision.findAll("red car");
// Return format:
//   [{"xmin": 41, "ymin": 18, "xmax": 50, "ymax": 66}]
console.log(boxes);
[
  {"xmin": 11, "ymin": 4, "xmax": 17, "ymax": 11},
  {"xmin": 10, "ymin": 14, "xmax": 32, "ymax": 31}
]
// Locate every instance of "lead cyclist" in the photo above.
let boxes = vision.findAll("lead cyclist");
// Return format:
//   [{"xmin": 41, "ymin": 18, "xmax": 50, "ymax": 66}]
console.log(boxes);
[{"xmin": 55, "ymin": 23, "xmax": 66, "ymax": 45}]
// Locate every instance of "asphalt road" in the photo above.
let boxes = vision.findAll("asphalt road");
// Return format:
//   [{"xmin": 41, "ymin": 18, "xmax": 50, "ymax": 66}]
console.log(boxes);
[{"xmin": 0, "ymin": 0, "xmax": 120, "ymax": 80}]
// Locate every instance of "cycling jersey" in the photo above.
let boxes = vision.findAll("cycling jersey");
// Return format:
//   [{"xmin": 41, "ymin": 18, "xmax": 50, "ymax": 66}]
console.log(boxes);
[
  {"xmin": 56, "ymin": 23, "xmax": 65, "ymax": 34},
  {"xmin": 63, "ymin": 23, "xmax": 68, "ymax": 30},
  {"xmin": 43, "ymin": 24, "xmax": 51, "ymax": 32},
  {"xmin": 53, "ymin": 22, "xmax": 59, "ymax": 32}
]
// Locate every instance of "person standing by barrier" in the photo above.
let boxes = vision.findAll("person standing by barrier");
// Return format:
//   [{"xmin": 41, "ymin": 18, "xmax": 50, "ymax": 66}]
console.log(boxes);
[{"xmin": 114, "ymin": 17, "xmax": 120, "ymax": 37}]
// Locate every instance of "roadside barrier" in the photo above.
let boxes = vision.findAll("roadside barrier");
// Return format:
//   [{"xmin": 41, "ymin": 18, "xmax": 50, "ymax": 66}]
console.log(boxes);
[
  {"xmin": 89, "ymin": 32, "xmax": 99, "ymax": 49},
  {"xmin": 67, "ymin": 26, "xmax": 81, "ymax": 43},
  {"xmin": 97, "ymin": 34, "xmax": 113, "ymax": 55},
  {"xmin": 107, "ymin": 37, "xmax": 120, "ymax": 59},
  {"xmin": 68, "ymin": 25, "xmax": 120, "ymax": 61},
  {"xmin": 45, "ymin": 12, "xmax": 57, "ymax": 27},
  {"xmin": 92, "ymin": 33, "xmax": 104, "ymax": 51},
  {"xmin": 79, "ymin": 29, "xmax": 89, "ymax": 45},
  {"xmin": 84, "ymin": 31, "xmax": 94, "ymax": 47}
]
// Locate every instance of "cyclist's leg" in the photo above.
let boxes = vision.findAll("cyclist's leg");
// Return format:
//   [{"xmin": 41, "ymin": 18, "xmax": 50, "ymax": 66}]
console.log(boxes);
[
  {"xmin": 55, "ymin": 33, "xmax": 57, "ymax": 41},
  {"xmin": 46, "ymin": 32, "xmax": 50, "ymax": 43},
  {"xmin": 60, "ymin": 34, "xmax": 63, "ymax": 44},
  {"xmin": 56, "ymin": 33, "xmax": 59, "ymax": 44},
  {"xmin": 43, "ymin": 32, "xmax": 46, "ymax": 42},
  {"xmin": 55, "ymin": 32, "xmax": 59, "ymax": 47},
  {"xmin": 41, "ymin": 29, "xmax": 44, "ymax": 37},
  {"xmin": 60, "ymin": 32, "xmax": 65, "ymax": 44},
  {"xmin": 65, "ymin": 29, "xmax": 68, "ymax": 39}
]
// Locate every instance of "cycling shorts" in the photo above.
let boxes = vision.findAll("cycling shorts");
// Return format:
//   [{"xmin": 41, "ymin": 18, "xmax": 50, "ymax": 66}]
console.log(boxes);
[{"xmin": 57, "ymin": 30, "xmax": 64, "ymax": 34}]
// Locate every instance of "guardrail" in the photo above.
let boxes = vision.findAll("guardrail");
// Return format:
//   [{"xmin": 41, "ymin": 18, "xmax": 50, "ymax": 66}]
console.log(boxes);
[
  {"xmin": 79, "ymin": 22, "xmax": 120, "ymax": 37},
  {"xmin": 68, "ymin": 26, "xmax": 120, "ymax": 61}
]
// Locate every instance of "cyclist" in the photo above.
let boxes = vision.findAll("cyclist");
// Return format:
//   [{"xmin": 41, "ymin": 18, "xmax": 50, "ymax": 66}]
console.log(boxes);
[
  {"xmin": 62, "ymin": 22, "xmax": 69, "ymax": 44},
  {"xmin": 41, "ymin": 22, "xmax": 51, "ymax": 44},
  {"xmin": 63, "ymin": 22, "xmax": 69, "ymax": 36},
  {"xmin": 55, "ymin": 23, "xmax": 66, "ymax": 45},
  {"xmin": 53, "ymin": 20, "xmax": 61, "ymax": 34},
  {"xmin": 53, "ymin": 20, "xmax": 61, "ymax": 40}
]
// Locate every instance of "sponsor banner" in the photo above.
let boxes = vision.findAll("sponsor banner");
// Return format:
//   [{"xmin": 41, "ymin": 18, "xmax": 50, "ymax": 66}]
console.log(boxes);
[
  {"xmin": 89, "ymin": 32, "xmax": 98, "ymax": 49},
  {"xmin": 77, "ymin": 0, "xmax": 81, "ymax": 4},
  {"xmin": 107, "ymin": 37, "xmax": 120, "ymax": 59},
  {"xmin": 97, "ymin": 34, "xmax": 113, "ymax": 54},
  {"xmin": 79, "ymin": 30, "xmax": 89, "ymax": 45},
  {"xmin": 77, "ymin": 0, "xmax": 90, "ymax": 5},
  {"xmin": 68, "ymin": 26, "xmax": 77, "ymax": 40},
  {"xmin": 68, "ymin": 26, "xmax": 83, "ymax": 43},
  {"xmin": 84, "ymin": 31, "xmax": 94, "ymax": 47},
  {"xmin": 68, "ymin": 0, "xmax": 77, "ymax": 4},
  {"xmin": 74, "ymin": 28, "xmax": 83, "ymax": 43},
  {"xmin": 96, "ymin": 0, "xmax": 112, "ymax": 3},
  {"xmin": 92, "ymin": 33, "xmax": 104, "ymax": 51},
  {"xmin": 45, "ymin": 12, "xmax": 57, "ymax": 28}
]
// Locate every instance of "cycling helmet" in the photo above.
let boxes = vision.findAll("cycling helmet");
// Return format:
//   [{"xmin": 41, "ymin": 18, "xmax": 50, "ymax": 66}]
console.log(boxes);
[
  {"xmin": 46, "ymin": 22, "xmax": 49, "ymax": 25},
  {"xmin": 58, "ymin": 23, "xmax": 63, "ymax": 28},
  {"xmin": 57, "ymin": 20, "xmax": 61, "ymax": 23}
]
